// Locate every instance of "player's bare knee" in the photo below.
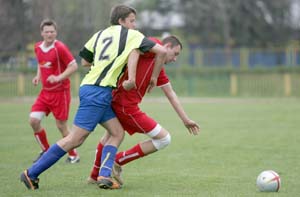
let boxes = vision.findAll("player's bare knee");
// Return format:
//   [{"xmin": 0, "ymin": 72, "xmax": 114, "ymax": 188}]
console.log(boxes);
[
  {"xmin": 115, "ymin": 130, "xmax": 125, "ymax": 142},
  {"xmin": 29, "ymin": 118, "xmax": 37, "ymax": 126},
  {"xmin": 29, "ymin": 118, "xmax": 41, "ymax": 130},
  {"xmin": 67, "ymin": 133, "xmax": 85, "ymax": 148},
  {"xmin": 151, "ymin": 133, "xmax": 171, "ymax": 150},
  {"xmin": 110, "ymin": 127, "xmax": 125, "ymax": 140}
]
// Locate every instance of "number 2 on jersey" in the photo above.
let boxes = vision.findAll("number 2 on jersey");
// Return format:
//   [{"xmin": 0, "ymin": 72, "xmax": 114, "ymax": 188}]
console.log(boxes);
[{"xmin": 98, "ymin": 37, "xmax": 112, "ymax": 60}]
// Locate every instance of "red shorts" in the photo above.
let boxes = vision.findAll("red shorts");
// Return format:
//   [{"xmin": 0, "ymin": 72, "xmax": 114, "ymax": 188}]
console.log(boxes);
[
  {"xmin": 31, "ymin": 89, "xmax": 71, "ymax": 121},
  {"xmin": 112, "ymin": 104, "xmax": 157, "ymax": 135}
]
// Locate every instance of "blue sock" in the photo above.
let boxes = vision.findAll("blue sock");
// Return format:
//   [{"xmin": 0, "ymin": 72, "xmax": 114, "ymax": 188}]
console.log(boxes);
[
  {"xmin": 28, "ymin": 143, "xmax": 66, "ymax": 179},
  {"xmin": 99, "ymin": 145, "xmax": 117, "ymax": 177}
]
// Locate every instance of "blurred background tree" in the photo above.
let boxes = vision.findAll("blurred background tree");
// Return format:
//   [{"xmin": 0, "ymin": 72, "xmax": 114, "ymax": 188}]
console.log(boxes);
[
  {"xmin": 1, "ymin": 0, "xmax": 300, "ymax": 53},
  {"xmin": 1, "ymin": 0, "xmax": 300, "ymax": 97},
  {"xmin": 135, "ymin": 0, "xmax": 299, "ymax": 47},
  {"xmin": 0, "ymin": 0, "xmax": 122, "ymax": 54}
]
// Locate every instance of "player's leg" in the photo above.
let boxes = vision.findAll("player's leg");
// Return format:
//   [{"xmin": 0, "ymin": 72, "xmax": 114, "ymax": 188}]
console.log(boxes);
[
  {"xmin": 29, "ymin": 113, "xmax": 50, "ymax": 152},
  {"xmin": 21, "ymin": 125, "xmax": 90, "ymax": 190},
  {"xmin": 114, "ymin": 108, "xmax": 171, "ymax": 166},
  {"xmin": 114, "ymin": 126, "xmax": 171, "ymax": 185},
  {"xmin": 115, "ymin": 126, "xmax": 170, "ymax": 165},
  {"xmin": 97, "ymin": 117, "xmax": 124, "ymax": 189},
  {"xmin": 56, "ymin": 120, "xmax": 80, "ymax": 163},
  {"xmin": 20, "ymin": 85, "xmax": 103, "ymax": 190},
  {"xmin": 140, "ymin": 127, "xmax": 171, "ymax": 154},
  {"xmin": 29, "ymin": 93, "xmax": 51, "ymax": 161},
  {"xmin": 87, "ymin": 131, "xmax": 110, "ymax": 183}
]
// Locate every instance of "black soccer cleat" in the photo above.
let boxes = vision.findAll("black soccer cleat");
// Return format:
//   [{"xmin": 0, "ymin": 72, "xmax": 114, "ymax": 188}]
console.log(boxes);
[{"xmin": 20, "ymin": 170, "xmax": 39, "ymax": 190}]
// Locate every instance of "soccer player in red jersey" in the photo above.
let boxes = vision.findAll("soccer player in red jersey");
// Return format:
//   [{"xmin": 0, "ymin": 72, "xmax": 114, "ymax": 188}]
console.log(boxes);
[
  {"xmin": 87, "ymin": 35, "xmax": 200, "ymax": 185},
  {"xmin": 30, "ymin": 19, "xmax": 80, "ymax": 163}
]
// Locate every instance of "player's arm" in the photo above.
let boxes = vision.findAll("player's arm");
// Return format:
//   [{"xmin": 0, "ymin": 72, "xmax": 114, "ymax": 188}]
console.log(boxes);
[
  {"xmin": 161, "ymin": 83, "xmax": 200, "ymax": 135},
  {"xmin": 57, "ymin": 60, "xmax": 78, "ymax": 81},
  {"xmin": 32, "ymin": 47, "xmax": 40, "ymax": 86},
  {"xmin": 47, "ymin": 43, "xmax": 79, "ymax": 83},
  {"xmin": 47, "ymin": 60, "xmax": 78, "ymax": 84},
  {"xmin": 122, "ymin": 49, "xmax": 140, "ymax": 90},
  {"xmin": 79, "ymin": 46, "xmax": 93, "ymax": 68},
  {"xmin": 130, "ymin": 31, "xmax": 166, "ymax": 92},
  {"xmin": 32, "ymin": 66, "xmax": 41, "ymax": 86},
  {"xmin": 81, "ymin": 58, "xmax": 92, "ymax": 67},
  {"xmin": 147, "ymin": 44, "xmax": 167, "ymax": 92}
]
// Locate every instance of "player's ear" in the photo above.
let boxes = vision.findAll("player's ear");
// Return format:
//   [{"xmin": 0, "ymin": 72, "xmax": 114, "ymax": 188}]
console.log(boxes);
[
  {"xmin": 164, "ymin": 42, "xmax": 172, "ymax": 49},
  {"xmin": 118, "ymin": 18, "xmax": 124, "ymax": 26}
]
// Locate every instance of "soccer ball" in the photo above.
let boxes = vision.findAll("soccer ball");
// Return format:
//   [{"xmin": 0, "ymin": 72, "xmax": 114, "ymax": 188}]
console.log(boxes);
[{"xmin": 256, "ymin": 170, "xmax": 281, "ymax": 192}]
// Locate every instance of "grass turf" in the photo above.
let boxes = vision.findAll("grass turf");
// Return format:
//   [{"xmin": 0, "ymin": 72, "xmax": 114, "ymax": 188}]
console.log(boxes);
[{"xmin": 0, "ymin": 97, "xmax": 299, "ymax": 196}]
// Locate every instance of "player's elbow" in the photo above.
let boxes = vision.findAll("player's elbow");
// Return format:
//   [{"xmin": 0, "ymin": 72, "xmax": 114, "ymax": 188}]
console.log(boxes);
[{"xmin": 72, "ymin": 62, "xmax": 78, "ymax": 71}]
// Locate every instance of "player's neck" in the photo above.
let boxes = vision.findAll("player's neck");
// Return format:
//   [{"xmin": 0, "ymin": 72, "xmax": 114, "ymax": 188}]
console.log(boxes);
[{"xmin": 43, "ymin": 40, "xmax": 55, "ymax": 47}]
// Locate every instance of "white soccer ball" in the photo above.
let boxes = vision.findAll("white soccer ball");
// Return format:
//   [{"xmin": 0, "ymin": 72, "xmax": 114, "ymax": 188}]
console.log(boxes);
[{"xmin": 256, "ymin": 170, "xmax": 281, "ymax": 192}]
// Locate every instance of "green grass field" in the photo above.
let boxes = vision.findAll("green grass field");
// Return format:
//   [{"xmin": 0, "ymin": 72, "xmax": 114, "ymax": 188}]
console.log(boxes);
[{"xmin": 0, "ymin": 98, "xmax": 299, "ymax": 196}]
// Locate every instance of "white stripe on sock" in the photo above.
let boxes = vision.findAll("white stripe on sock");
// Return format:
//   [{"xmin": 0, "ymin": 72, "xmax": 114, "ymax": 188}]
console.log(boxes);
[{"xmin": 119, "ymin": 152, "xmax": 139, "ymax": 163}]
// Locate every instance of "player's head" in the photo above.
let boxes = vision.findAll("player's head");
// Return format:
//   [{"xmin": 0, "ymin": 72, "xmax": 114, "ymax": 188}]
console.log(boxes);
[
  {"xmin": 110, "ymin": 5, "xmax": 137, "ymax": 29},
  {"xmin": 40, "ymin": 19, "xmax": 57, "ymax": 45},
  {"xmin": 162, "ymin": 36, "xmax": 182, "ymax": 64}
]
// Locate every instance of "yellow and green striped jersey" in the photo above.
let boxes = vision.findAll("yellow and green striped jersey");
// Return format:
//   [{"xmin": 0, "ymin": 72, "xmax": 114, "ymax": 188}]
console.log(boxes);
[{"xmin": 79, "ymin": 25, "xmax": 155, "ymax": 88}]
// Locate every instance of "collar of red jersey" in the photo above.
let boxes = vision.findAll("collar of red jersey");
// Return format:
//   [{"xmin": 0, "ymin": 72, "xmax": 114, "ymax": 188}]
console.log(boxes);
[{"xmin": 39, "ymin": 40, "xmax": 57, "ymax": 53}]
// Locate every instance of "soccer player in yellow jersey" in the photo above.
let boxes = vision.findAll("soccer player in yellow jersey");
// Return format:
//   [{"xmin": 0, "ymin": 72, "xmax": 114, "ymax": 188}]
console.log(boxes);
[{"xmin": 20, "ymin": 5, "xmax": 167, "ymax": 190}]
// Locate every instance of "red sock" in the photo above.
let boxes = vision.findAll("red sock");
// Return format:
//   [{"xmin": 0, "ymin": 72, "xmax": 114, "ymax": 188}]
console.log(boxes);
[
  {"xmin": 68, "ymin": 149, "xmax": 78, "ymax": 157},
  {"xmin": 34, "ymin": 128, "xmax": 50, "ymax": 151},
  {"xmin": 115, "ymin": 144, "xmax": 145, "ymax": 166},
  {"xmin": 90, "ymin": 143, "xmax": 104, "ymax": 180}
]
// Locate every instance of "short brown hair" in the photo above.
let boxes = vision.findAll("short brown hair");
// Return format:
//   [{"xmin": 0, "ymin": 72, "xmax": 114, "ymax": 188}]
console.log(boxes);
[
  {"xmin": 110, "ymin": 5, "xmax": 136, "ymax": 25},
  {"xmin": 40, "ymin": 19, "xmax": 57, "ymax": 31},
  {"xmin": 162, "ymin": 35, "xmax": 183, "ymax": 50}
]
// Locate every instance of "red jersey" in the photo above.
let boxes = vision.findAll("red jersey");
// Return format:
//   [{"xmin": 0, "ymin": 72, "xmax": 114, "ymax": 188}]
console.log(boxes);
[
  {"xmin": 112, "ymin": 38, "xmax": 169, "ymax": 107},
  {"xmin": 34, "ymin": 40, "xmax": 75, "ymax": 92}
]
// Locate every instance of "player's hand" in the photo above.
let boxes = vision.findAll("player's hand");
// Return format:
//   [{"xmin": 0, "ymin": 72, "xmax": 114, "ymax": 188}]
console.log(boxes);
[
  {"xmin": 122, "ymin": 79, "xmax": 136, "ymax": 91},
  {"xmin": 32, "ymin": 76, "xmax": 39, "ymax": 86},
  {"xmin": 147, "ymin": 77, "xmax": 158, "ymax": 93},
  {"xmin": 47, "ymin": 75, "xmax": 61, "ymax": 84},
  {"xmin": 184, "ymin": 119, "xmax": 200, "ymax": 135}
]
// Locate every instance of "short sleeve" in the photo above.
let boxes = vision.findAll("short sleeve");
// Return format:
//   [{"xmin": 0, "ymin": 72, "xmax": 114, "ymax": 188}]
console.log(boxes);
[
  {"xmin": 157, "ymin": 67, "xmax": 169, "ymax": 86},
  {"xmin": 57, "ymin": 42, "xmax": 75, "ymax": 66},
  {"xmin": 79, "ymin": 31, "xmax": 101, "ymax": 63},
  {"xmin": 139, "ymin": 37, "xmax": 156, "ymax": 53},
  {"xmin": 127, "ymin": 30, "xmax": 156, "ymax": 53}
]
